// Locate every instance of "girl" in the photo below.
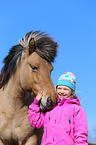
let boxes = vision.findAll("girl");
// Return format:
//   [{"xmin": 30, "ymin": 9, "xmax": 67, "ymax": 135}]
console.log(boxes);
[{"xmin": 28, "ymin": 72, "xmax": 88, "ymax": 145}]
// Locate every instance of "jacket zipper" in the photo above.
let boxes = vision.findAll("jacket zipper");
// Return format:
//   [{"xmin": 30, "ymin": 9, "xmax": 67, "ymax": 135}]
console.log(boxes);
[{"xmin": 69, "ymin": 116, "xmax": 71, "ymax": 136}]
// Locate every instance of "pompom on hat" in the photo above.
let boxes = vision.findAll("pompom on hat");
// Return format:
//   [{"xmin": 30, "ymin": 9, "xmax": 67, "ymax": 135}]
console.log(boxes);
[{"xmin": 56, "ymin": 72, "xmax": 76, "ymax": 91}]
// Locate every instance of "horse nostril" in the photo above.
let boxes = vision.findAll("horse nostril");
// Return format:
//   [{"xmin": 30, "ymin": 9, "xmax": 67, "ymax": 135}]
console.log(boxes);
[{"xmin": 47, "ymin": 97, "xmax": 52, "ymax": 106}]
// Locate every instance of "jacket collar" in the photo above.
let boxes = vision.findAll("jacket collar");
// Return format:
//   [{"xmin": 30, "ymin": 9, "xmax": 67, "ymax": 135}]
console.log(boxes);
[{"xmin": 57, "ymin": 95, "xmax": 80, "ymax": 106}]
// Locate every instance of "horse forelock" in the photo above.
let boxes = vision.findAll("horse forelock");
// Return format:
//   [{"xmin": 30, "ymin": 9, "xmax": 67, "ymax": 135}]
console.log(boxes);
[
  {"xmin": 0, "ymin": 30, "xmax": 58, "ymax": 88},
  {"xmin": 35, "ymin": 36, "xmax": 58, "ymax": 63}
]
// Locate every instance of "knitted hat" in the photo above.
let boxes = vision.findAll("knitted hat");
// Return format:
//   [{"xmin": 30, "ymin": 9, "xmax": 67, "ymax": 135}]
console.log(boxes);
[{"xmin": 56, "ymin": 72, "xmax": 76, "ymax": 91}]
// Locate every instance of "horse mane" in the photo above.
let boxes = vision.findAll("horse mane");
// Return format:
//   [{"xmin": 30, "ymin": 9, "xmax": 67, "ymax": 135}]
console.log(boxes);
[{"xmin": 0, "ymin": 31, "xmax": 58, "ymax": 88}]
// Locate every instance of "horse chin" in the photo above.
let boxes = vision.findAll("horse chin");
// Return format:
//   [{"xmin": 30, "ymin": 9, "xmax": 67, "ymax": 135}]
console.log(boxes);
[{"xmin": 40, "ymin": 103, "xmax": 47, "ymax": 111}]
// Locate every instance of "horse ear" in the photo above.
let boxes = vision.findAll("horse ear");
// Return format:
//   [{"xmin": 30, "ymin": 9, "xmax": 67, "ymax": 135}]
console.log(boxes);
[{"xmin": 28, "ymin": 38, "xmax": 35, "ymax": 55}]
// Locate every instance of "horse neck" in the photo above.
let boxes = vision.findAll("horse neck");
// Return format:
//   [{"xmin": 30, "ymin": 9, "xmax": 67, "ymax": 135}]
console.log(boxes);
[{"xmin": 3, "ymin": 71, "xmax": 23, "ymax": 110}]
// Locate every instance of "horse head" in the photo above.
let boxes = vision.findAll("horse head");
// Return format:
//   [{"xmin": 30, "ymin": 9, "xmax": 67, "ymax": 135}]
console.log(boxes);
[{"xmin": 0, "ymin": 31, "xmax": 58, "ymax": 110}]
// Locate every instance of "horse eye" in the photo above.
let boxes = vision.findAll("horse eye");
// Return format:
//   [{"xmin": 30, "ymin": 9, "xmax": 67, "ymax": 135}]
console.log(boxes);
[{"xmin": 31, "ymin": 66, "xmax": 38, "ymax": 71}]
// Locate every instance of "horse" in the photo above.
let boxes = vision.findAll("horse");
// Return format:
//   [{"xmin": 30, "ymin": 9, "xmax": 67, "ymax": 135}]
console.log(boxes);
[{"xmin": 0, "ymin": 31, "xmax": 58, "ymax": 145}]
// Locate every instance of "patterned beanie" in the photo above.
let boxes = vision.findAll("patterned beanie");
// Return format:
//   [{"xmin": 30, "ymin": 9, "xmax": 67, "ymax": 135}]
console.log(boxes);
[{"xmin": 56, "ymin": 72, "xmax": 76, "ymax": 91}]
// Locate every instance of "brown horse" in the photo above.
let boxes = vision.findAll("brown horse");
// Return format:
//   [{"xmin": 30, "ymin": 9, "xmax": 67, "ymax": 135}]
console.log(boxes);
[{"xmin": 0, "ymin": 31, "xmax": 58, "ymax": 145}]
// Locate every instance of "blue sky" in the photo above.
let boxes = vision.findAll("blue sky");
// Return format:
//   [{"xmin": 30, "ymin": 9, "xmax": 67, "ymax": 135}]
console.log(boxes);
[{"xmin": 0, "ymin": 0, "xmax": 96, "ymax": 143}]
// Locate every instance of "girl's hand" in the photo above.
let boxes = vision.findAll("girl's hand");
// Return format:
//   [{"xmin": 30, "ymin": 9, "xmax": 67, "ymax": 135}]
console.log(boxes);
[{"xmin": 36, "ymin": 91, "xmax": 43, "ymax": 101}]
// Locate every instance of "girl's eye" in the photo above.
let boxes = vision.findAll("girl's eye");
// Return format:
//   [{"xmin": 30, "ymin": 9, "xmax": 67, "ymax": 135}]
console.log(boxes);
[
  {"xmin": 57, "ymin": 88, "xmax": 62, "ymax": 90},
  {"xmin": 31, "ymin": 65, "xmax": 38, "ymax": 71}
]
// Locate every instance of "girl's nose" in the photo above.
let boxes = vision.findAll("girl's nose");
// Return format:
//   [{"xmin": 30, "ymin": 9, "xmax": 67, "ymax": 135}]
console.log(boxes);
[{"xmin": 60, "ymin": 89, "xmax": 65, "ymax": 93}]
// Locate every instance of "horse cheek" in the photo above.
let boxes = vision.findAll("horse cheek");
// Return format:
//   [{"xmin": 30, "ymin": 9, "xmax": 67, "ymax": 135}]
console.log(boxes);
[
  {"xmin": 30, "ymin": 73, "xmax": 42, "ymax": 95},
  {"xmin": 19, "ymin": 67, "xmax": 33, "ymax": 89}
]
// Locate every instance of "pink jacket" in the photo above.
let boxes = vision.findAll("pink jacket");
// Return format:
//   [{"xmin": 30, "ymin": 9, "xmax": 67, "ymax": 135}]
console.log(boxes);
[{"xmin": 28, "ymin": 96, "xmax": 88, "ymax": 145}]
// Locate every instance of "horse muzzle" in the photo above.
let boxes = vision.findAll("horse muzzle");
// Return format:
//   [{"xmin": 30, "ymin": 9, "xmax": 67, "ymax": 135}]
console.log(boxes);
[{"xmin": 40, "ymin": 96, "xmax": 53, "ymax": 110}]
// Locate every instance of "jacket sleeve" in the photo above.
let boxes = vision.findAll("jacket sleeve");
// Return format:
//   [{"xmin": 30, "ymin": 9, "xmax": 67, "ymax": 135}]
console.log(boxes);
[
  {"xmin": 73, "ymin": 105, "xmax": 88, "ymax": 145},
  {"xmin": 27, "ymin": 98, "xmax": 45, "ymax": 129}
]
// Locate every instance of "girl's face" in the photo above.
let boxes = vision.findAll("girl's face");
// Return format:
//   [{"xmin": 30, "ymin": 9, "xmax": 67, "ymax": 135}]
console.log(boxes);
[{"xmin": 56, "ymin": 85, "xmax": 74, "ymax": 99}]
